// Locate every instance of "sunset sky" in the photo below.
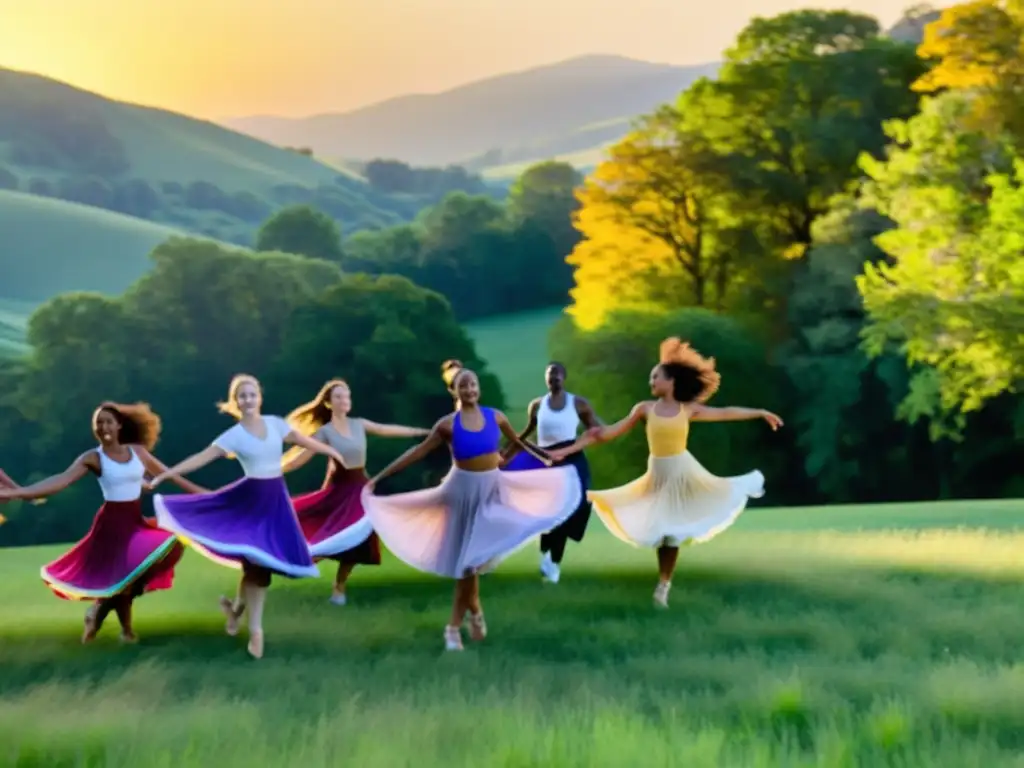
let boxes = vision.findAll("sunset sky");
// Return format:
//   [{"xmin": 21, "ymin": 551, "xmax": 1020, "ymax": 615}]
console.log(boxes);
[{"xmin": 1, "ymin": 0, "xmax": 913, "ymax": 119}]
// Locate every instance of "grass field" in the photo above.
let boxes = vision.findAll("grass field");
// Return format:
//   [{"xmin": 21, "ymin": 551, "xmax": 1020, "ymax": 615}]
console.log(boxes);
[
  {"xmin": 0, "ymin": 190, "xmax": 190, "ymax": 306},
  {"xmin": 2, "ymin": 498, "xmax": 1023, "ymax": 766},
  {"xmin": 464, "ymin": 306, "xmax": 565, "ymax": 416}
]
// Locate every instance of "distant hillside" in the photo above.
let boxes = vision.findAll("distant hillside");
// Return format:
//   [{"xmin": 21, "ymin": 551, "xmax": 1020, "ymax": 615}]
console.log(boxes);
[
  {"xmin": 0, "ymin": 189, "xmax": 190, "ymax": 307},
  {"xmin": 225, "ymin": 55, "xmax": 719, "ymax": 169},
  {"xmin": 0, "ymin": 67, "xmax": 424, "ymax": 244}
]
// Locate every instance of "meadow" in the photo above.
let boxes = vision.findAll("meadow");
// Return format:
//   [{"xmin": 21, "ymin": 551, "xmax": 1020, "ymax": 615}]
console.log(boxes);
[
  {"xmin": 463, "ymin": 306, "xmax": 566, "ymax": 415},
  {"xmin": 2, "ymin": 499, "xmax": 1023, "ymax": 766}
]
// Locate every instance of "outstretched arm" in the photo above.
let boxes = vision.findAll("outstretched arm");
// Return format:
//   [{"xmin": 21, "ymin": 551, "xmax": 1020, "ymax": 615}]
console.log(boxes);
[
  {"xmin": 0, "ymin": 468, "xmax": 18, "ymax": 489},
  {"xmin": 150, "ymin": 445, "xmax": 225, "ymax": 488},
  {"xmin": 0, "ymin": 453, "xmax": 92, "ymax": 502},
  {"xmin": 500, "ymin": 399, "xmax": 541, "ymax": 462},
  {"xmin": 550, "ymin": 402, "xmax": 647, "ymax": 460},
  {"xmin": 285, "ymin": 430, "xmax": 348, "ymax": 468},
  {"xmin": 496, "ymin": 411, "xmax": 552, "ymax": 466},
  {"xmin": 690, "ymin": 404, "xmax": 783, "ymax": 430},
  {"xmin": 361, "ymin": 420, "xmax": 431, "ymax": 439},
  {"xmin": 576, "ymin": 396, "xmax": 605, "ymax": 430},
  {"xmin": 281, "ymin": 446, "xmax": 317, "ymax": 474},
  {"xmin": 134, "ymin": 446, "xmax": 210, "ymax": 494},
  {"xmin": 367, "ymin": 420, "xmax": 447, "ymax": 487}
]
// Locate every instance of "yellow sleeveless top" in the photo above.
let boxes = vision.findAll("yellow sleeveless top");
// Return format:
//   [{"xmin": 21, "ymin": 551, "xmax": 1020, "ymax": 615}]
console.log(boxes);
[{"xmin": 645, "ymin": 406, "xmax": 689, "ymax": 457}]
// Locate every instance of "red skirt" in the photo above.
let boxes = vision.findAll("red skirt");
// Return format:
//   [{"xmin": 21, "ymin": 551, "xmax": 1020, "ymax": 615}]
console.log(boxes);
[
  {"xmin": 294, "ymin": 467, "xmax": 380, "ymax": 564},
  {"xmin": 41, "ymin": 499, "xmax": 184, "ymax": 601}
]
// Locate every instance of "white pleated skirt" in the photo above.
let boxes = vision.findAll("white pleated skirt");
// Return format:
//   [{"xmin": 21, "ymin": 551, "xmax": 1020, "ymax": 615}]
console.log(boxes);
[
  {"xmin": 362, "ymin": 465, "xmax": 581, "ymax": 578},
  {"xmin": 589, "ymin": 451, "xmax": 764, "ymax": 548}
]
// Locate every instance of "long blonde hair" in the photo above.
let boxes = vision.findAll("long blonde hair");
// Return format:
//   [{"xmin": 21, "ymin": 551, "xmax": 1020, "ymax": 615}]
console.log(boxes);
[
  {"xmin": 281, "ymin": 379, "xmax": 348, "ymax": 465},
  {"xmin": 217, "ymin": 374, "xmax": 262, "ymax": 419}
]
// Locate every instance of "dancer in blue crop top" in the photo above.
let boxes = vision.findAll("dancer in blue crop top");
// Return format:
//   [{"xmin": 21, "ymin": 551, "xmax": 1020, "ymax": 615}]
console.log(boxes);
[{"xmin": 363, "ymin": 360, "xmax": 583, "ymax": 652}]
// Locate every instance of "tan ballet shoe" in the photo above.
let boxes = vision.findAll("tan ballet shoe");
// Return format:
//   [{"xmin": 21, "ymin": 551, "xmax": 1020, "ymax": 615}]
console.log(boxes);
[
  {"xmin": 247, "ymin": 630, "xmax": 264, "ymax": 659},
  {"xmin": 219, "ymin": 595, "xmax": 240, "ymax": 636},
  {"xmin": 467, "ymin": 612, "xmax": 487, "ymax": 642},
  {"xmin": 81, "ymin": 605, "xmax": 99, "ymax": 644}
]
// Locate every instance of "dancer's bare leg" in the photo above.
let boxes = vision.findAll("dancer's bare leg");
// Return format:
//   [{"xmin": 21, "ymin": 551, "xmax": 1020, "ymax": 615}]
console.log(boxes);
[
  {"xmin": 444, "ymin": 577, "xmax": 471, "ymax": 651},
  {"xmin": 330, "ymin": 563, "xmax": 356, "ymax": 605},
  {"xmin": 466, "ymin": 574, "xmax": 487, "ymax": 641}
]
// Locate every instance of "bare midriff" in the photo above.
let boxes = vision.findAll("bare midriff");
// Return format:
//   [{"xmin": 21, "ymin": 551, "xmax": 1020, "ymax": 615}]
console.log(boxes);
[{"xmin": 454, "ymin": 452, "xmax": 502, "ymax": 472}]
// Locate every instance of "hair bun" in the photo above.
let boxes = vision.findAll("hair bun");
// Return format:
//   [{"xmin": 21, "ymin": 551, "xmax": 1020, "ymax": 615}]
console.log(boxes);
[{"xmin": 441, "ymin": 359, "xmax": 464, "ymax": 387}]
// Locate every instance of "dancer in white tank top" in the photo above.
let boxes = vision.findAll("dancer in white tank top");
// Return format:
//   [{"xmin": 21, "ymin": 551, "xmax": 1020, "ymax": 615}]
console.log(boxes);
[
  {"xmin": 0, "ymin": 401, "xmax": 207, "ymax": 643},
  {"xmin": 503, "ymin": 362, "xmax": 603, "ymax": 584}
]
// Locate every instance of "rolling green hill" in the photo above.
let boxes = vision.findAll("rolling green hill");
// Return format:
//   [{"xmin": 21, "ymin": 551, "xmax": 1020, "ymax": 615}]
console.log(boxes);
[
  {"xmin": 0, "ymin": 67, "xmax": 409, "ymax": 243},
  {"xmin": 0, "ymin": 189, "xmax": 189, "ymax": 305}
]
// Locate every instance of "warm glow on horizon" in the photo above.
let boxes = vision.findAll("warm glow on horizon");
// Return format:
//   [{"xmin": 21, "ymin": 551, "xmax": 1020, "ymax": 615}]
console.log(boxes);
[{"xmin": 0, "ymin": 0, "xmax": 909, "ymax": 119}]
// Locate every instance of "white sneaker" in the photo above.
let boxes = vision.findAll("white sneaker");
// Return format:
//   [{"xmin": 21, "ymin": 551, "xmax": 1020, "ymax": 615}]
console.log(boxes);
[
  {"xmin": 540, "ymin": 553, "xmax": 561, "ymax": 584},
  {"xmin": 329, "ymin": 593, "xmax": 347, "ymax": 606},
  {"xmin": 653, "ymin": 581, "xmax": 671, "ymax": 608},
  {"xmin": 444, "ymin": 625, "xmax": 464, "ymax": 651}
]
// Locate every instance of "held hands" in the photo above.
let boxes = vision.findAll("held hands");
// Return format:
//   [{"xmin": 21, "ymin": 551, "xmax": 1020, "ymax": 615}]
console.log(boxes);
[
  {"xmin": 146, "ymin": 473, "xmax": 167, "ymax": 492},
  {"xmin": 760, "ymin": 410, "xmax": 784, "ymax": 431}
]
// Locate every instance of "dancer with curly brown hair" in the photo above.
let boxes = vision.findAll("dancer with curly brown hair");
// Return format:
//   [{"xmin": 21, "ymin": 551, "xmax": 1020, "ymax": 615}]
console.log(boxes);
[
  {"xmin": 548, "ymin": 338, "xmax": 783, "ymax": 608},
  {"xmin": 0, "ymin": 402, "xmax": 206, "ymax": 643}
]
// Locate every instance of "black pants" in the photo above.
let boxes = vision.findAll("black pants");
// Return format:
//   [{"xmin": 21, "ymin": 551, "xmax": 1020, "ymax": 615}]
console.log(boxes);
[{"xmin": 539, "ymin": 444, "xmax": 592, "ymax": 563}]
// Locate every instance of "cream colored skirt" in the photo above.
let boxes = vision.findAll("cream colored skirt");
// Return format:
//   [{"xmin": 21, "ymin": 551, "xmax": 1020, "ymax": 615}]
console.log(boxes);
[
  {"xmin": 362, "ymin": 465, "xmax": 581, "ymax": 578},
  {"xmin": 589, "ymin": 451, "xmax": 764, "ymax": 548}
]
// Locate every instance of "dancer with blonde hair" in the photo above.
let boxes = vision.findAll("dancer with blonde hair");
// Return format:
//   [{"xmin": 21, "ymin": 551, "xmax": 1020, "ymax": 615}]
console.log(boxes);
[
  {"xmin": 363, "ymin": 360, "xmax": 581, "ymax": 651},
  {"xmin": 150, "ymin": 374, "xmax": 347, "ymax": 658},
  {"xmin": 282, "ymin": 378, "xmax": 429, "ymax": 605},
  {"xmin": 0, "ymin": 402, "xmax": 204, "ymax": 643},
  {"xmin": 548, "ymin": 339, "xmax": 782, "ymax": 608}
]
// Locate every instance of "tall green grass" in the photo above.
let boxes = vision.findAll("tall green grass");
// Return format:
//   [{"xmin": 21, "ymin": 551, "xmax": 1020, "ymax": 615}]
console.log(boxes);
[{"xmin": 1, "ymin": 500, "xmax": 1023, "ymax": 766}]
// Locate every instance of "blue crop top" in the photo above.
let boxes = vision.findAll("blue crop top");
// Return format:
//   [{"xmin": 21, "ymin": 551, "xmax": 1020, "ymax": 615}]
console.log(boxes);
[{"xmin": 451, "ymin": 407, "xmax": 501, "ymax": 461}]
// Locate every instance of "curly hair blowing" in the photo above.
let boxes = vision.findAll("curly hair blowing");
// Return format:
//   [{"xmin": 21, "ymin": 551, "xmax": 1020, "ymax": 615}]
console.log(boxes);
[
  {"xmin": 95, "ymin": 402, "xmax": 162, "ymax": 450},
  {"xmin": 658, "ymin": 337, "xmax": 721, "ymax": 403}
]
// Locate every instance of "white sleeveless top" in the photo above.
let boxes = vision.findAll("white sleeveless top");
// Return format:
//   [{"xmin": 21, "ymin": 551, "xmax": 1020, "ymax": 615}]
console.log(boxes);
[
  {"xmin": 97, "ymin": 447, "xmax": 145, "ymax": 502},
  {"xmin": 536, "ymin": 393, "xmax": 581, "ymax": 447},
  {"xmin": 213, "ymin": 415, "xmax": 292, "ymax": 479}
]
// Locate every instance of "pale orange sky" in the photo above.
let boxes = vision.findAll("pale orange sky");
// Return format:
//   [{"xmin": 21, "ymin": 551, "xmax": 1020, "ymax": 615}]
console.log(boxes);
[{"xmin": 0, "ymin": 0, "xmax": 913, "ymax": 119}]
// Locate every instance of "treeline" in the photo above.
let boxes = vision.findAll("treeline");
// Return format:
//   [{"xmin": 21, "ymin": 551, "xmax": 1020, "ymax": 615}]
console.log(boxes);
[
  {"xmin": 0, "ymin": 239, "xmax": 503, "ymax": 547},
  {"xmin": 552, "ymin": 5, "xmax": 1024, "ymax": 505},
  {"xmin": 258, "ymin": 161, "xmax": 582, "ymax": 320}
]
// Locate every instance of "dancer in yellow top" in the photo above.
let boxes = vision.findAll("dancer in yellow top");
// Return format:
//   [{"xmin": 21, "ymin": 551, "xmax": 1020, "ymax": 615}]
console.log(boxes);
[{"xmin": 548, "ymin": 338, "xmax": 782, "ymax": 608}]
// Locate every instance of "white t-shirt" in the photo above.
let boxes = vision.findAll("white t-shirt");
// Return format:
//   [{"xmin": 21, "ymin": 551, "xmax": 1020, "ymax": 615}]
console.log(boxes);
[{"xmin": 213, "ymin": 416, "xmax": 292, "ymax": 479}]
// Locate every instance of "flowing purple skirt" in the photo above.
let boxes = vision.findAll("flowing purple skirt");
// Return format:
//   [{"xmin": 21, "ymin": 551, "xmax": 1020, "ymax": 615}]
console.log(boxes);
[{"xmin": 154, "ymin": 476, "xmax": 319, "ymax": 579}]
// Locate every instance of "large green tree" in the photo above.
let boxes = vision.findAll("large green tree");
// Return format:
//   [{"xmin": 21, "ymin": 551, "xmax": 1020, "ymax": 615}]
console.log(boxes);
[
  {"xmin": 256, "ymin": 204, "xmax": 344, "ymax": 263},
  {"xmin": 0, "ymin": 238, "xmax": 495, "ymax": 546},
  {"xmin": 857, "ymin": 92, "xmax": 1024, "ymax": 430},
  {"xmin": 680, "ymin": 10, "xmax": 925, "ymax": 259}
]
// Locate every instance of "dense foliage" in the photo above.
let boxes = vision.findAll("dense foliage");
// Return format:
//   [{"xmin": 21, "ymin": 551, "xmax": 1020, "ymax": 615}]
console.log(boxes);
[
  {"xmin": 0, "ymin": 239, "xmax": 502, "ymax": 546},
  {"xmin": 555, "ymin": 5, "xmax": 1023, "ymax": 504}
]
